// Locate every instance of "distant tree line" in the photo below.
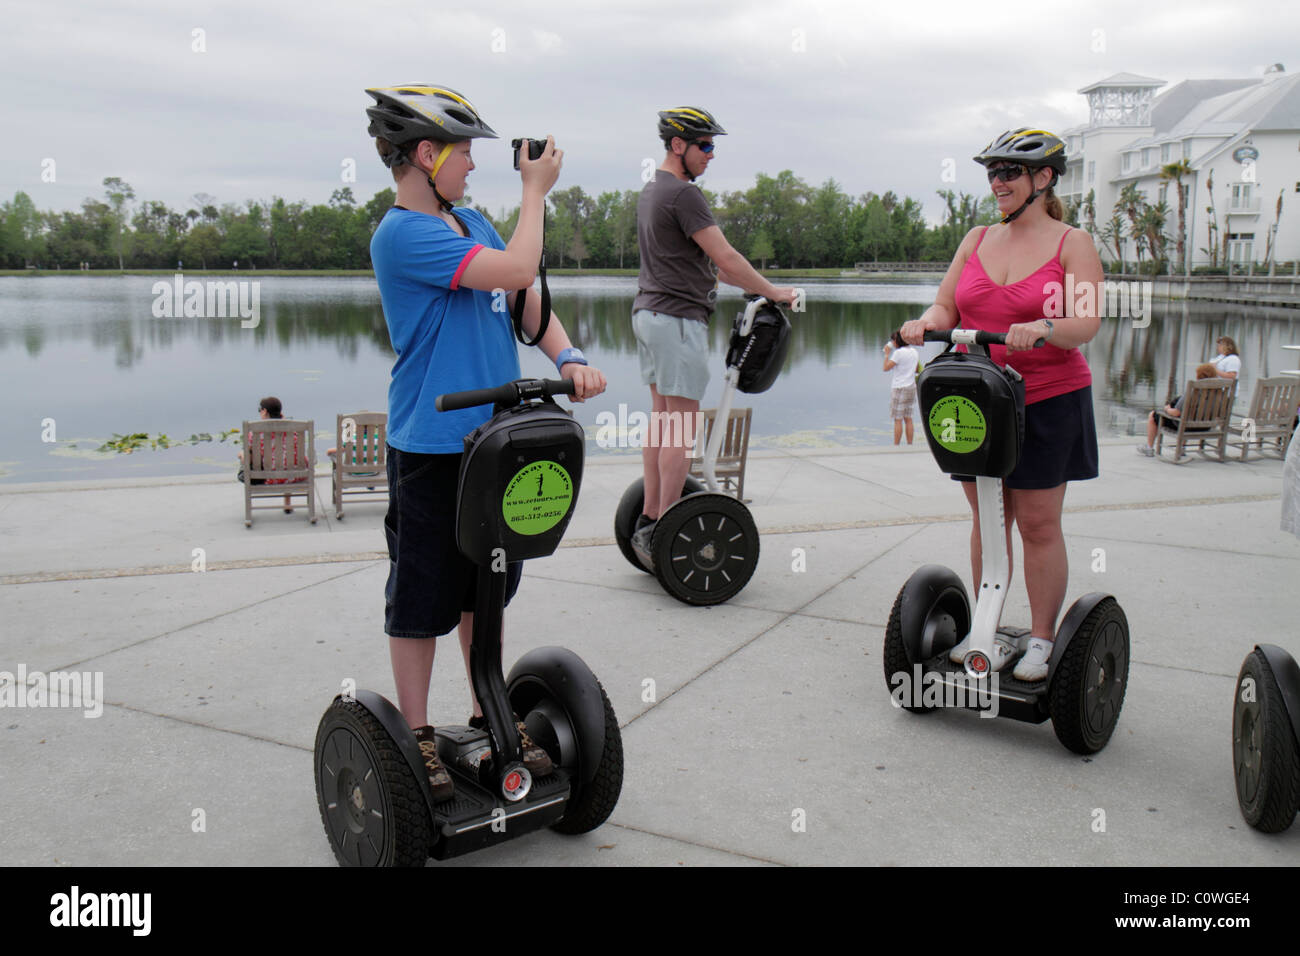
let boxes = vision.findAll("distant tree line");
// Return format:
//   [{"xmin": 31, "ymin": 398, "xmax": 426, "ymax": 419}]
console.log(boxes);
[{"xmin": 1, "ymin": 174, "xmax": 1007, "ymax": 271}]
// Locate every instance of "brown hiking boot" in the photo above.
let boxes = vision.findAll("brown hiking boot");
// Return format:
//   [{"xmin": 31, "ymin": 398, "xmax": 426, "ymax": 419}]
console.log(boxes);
[
  {"xmin": 412, "ymin": 726, "xmax": 455, "ymax": 802},
  {"xmin": 469, "ymin": 714, "xmax": 554, "ymax": 776}
]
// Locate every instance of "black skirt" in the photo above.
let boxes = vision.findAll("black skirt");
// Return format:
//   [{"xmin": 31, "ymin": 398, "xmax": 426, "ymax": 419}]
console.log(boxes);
[{"xmin": 954, "ymin": 385, "xmax": 1099, "ymax": 489}]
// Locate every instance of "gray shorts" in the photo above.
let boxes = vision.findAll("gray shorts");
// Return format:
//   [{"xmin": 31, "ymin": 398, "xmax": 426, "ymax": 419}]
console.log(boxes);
[{"xmin": 632, "ymin": 309, "xmax": 710, "ymax": 401}]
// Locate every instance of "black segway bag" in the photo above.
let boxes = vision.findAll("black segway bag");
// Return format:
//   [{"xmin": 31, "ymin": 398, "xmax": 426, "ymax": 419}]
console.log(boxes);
[
  {"xmin": 726, "ymin": 301, "xmax": 792, "ymax": 394},
  {"xmin": 917, "ymin": 350, "xmax": 1025, "ymax": 478},
  {"xmin": 456, "ymin": 400, "xmax": 585, "ymax": 565}
]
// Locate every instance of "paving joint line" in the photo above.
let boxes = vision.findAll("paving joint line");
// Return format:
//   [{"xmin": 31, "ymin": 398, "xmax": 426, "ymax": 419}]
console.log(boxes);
[
  {"xmin": 603, "ymin": 821, "xmax": 786, "ymax": 865},
  {"xmin": 43, "ymin": 563, "xmax": 375, "ymax": 674},
  {"xmin": 1, "ymin": 492, "xmax": 1281, "ymax": 586},
  {"xmin": 619, "ymin": 544, "xmax": 903, "ymax": 731}
]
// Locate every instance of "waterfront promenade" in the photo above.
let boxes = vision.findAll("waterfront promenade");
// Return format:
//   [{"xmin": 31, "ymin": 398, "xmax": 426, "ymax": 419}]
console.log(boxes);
[{"xmin": 2, "ymin": 439, "xmax": 1297, "ymax": 865}]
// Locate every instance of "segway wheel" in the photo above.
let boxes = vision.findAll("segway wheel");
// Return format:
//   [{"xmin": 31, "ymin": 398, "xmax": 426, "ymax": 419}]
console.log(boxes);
[
  {"xmin": 651, "ymin": 492, "xmax": 759, "ymax": 606},
  {"xmin": 1048, "ymin": 597, "xmax": 1130, "ymax": 755},
  {"xmin": 882, "ymin": 566, "xmax": 970, "ymax": 713},
  {"xmin": 614, "ymin": 476, "xmax": 704, "ymax": 573},
  {"xmin": 551, "ymin": 684, "xmax": 623, "ymax": 834},
  {"xmin": 1232, "ymin": 649, "xmax": 1300, "ymax": 833},
  {"xmin": 509, "ymin": 667, "xmax": 624, "ymax": 835},
  {"xmin": 314, "ymin": 696, "xmax": 433, "ymax": 867}
]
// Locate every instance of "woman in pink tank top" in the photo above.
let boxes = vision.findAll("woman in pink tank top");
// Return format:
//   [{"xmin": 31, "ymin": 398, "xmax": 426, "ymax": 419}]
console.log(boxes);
[{"xmin": 901, "ymin": 128, "xmax": 1104, "ymax": 682}]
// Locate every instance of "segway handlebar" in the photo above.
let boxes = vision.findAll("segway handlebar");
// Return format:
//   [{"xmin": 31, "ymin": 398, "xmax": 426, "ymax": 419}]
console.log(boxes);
[
  {"xmin": 739, "ymin": 290, "xmax": 804, "ymax": 336},
  {"xmin": 435, "ymin": 378, "xmax": 576, "ymax": 412},
  {"xmin": 923, "ymin": 329, "xmax": 1045, "ymax": 348}
]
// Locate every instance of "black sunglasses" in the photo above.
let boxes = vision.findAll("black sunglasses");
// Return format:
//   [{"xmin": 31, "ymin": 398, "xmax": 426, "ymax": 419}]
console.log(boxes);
[
  {"xmin": 987, "ymin": 165, "xmax": 1028, "ymax": 184},
  {"xmin": 692, "ymin": 141, "xmax": 715, "ymax": 154}
]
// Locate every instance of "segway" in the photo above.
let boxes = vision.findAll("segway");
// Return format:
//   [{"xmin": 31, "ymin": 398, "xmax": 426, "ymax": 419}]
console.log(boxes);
[
  {"xmin": 613, "ymin": 295, "xmax": 794, "ymax": 606},
  {"xmin": 313, "ymin": 378, "xmax": 623, "ymax": 866},
  {"xmin": 1232, "ymin": 644, "xmax": 1300, "ymax": 832},
  {"xmin": 882, "ymin": 329, "xmax": 1130, "ymax": 754}
]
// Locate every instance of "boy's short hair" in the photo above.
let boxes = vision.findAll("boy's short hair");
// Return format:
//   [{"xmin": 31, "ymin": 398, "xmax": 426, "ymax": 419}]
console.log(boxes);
[
  {"xmin": 1195, "ymin": 363, "xmax": 1219, "ymax": 379},
  {"xmin": 259, "ymin": 396, "xmax": 283, "ymax": 418}
]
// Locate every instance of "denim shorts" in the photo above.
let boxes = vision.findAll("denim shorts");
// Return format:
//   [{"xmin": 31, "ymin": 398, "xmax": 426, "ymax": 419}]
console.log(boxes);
[
  {"xmin": 632, "ymin": 309, "xmax": 710, "ymax": 401},
  {"xmin": 384, "ymin": 446, "xmax": 523, "ymax": 638}
]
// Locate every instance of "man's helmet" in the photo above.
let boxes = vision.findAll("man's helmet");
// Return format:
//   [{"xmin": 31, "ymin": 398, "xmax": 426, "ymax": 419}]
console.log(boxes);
[
  {"xmin": 365, "ymin": 85, "xmax": 497, "ymax": 167},
  {"xmin": 973, "ymin": 128, "xmax": 1067, "ymax": 223},
  {"xmin": 657, "ymin": 107, "xmax": 727, "ymax": 145}
]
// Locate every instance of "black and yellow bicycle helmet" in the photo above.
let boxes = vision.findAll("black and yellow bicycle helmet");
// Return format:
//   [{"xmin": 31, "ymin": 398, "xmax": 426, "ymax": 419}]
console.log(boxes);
[
  {"xmin": 973, "ymin": 128, "xmax": 1067, "ymax": 223},
  {"xmin": 365, "ymin": 85, "xmax": 498, "ymax": 210},
  {"xmin": 657, "ymin": 107, "xmax": 727, "ymax": 147}
]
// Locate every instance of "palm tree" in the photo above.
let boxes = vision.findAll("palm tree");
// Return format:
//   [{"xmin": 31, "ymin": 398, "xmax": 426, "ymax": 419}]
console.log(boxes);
[
  {"xmin": 1203, "ymin": 169, "xmax": 1219, "ymax": 268},
  {"xmin": 1159, "ymin": 159, "xmax": 1192, "ymax": 273},
  {"xmin": 1118, "ymin": 183, "xmax": 1145, "ymax": 270},
  {"xmin": 1099, "ymin": 213, "xmax": 1126, "ymax": 267},
  {"xmin": 1264, "ymin": 188, "xmax": 1284, "ymax": 268},
  {"xmin": 1139, "ymin": 200, "xmax": 1171, "ymax": 272}
]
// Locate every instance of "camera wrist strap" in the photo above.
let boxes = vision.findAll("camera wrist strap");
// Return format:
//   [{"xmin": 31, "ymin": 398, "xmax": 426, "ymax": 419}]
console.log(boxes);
[{"xmin": 510, "ymin": 208, "xmax": 551, "ymax": 347}]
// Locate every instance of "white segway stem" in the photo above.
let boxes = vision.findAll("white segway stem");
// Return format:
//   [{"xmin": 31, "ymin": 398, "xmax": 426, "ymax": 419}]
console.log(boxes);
[
  {"xmin": 702, "ymin": 296, "xmax": 771, "ymax": 493},
  {"xmin": 964, "ymin": 474, "xmax": 1012, "ymax": 677},
  {"xmin": 701, "ymin": 367, "xmax": 738, "ymax": 492}
]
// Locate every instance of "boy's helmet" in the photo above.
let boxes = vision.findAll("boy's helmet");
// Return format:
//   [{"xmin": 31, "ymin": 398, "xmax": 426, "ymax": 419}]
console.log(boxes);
[{"xmin": 366, "ymin": 85, "xmax": 497, "ymax": 168}]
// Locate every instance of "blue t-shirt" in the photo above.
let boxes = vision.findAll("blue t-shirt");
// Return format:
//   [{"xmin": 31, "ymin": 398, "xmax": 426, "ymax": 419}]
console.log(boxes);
[{"xmin": 371, "ymin": 206, "xmax": 521, "ymax": 453}]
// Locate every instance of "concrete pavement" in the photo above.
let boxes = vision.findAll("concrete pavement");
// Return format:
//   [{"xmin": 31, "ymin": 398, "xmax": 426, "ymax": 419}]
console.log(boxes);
[{"xmin": 2, "ymin": 438, "xmax": 1298, "ymax": 865}]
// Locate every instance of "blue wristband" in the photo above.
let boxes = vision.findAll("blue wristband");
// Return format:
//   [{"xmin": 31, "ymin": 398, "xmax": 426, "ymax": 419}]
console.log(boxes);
[{"xmin": 555, "ymin": 347, "xmax": 588, "ymax": 370}]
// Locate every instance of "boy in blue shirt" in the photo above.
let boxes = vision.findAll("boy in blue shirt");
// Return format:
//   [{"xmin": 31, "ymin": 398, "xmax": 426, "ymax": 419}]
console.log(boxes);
[{"xmin": 366, "ymin": 85, "xmax": 606, "ymax": 800}]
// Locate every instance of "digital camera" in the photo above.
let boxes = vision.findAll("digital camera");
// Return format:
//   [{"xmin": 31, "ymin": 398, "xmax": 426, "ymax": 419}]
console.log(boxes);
[{"xmin": 511, "ymin": 138, "xmax": 546, "ymax": 170}]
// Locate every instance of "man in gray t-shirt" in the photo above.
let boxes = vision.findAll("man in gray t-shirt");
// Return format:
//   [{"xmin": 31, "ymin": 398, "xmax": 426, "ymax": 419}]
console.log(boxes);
[{"xmin": 630, "ymin": 106, "xmax": 797, "ymax": 568}]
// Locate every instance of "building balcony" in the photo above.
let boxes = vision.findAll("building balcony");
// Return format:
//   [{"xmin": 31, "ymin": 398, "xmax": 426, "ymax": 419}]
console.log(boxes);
[{"xmin": 1228, "ymin": 197, "xmax": 1262, "ymax": 215}]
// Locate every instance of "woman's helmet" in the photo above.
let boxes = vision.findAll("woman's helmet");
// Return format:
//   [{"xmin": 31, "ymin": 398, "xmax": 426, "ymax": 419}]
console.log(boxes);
[
  {"xmin": 657, "ymin": 107, "xmax": 727, "ymax": 146},
  {"xmin": 974, "ymin": 128, "xmax": 1067, "ymax": 223},
  {"xmin": 365, "ymin": 85, "xmax": 497, "ymax": 210}
]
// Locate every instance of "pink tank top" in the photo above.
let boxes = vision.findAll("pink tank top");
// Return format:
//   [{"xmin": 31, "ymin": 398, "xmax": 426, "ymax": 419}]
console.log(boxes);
[{"xmin": 952, "ymin": 226, "xmax": 1093, "ymax": 405}]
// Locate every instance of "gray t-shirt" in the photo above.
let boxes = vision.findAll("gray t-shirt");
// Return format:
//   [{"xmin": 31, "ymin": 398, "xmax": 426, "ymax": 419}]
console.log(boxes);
[{"xmin": 633, "ymin": 169, "xmax": 719, "ymax": 323}]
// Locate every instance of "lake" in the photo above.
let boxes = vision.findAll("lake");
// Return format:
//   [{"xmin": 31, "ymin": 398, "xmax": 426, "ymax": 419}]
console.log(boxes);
[{"xmin": 1, "ymin": 275, "xmax": 1297, "ymax": 483}]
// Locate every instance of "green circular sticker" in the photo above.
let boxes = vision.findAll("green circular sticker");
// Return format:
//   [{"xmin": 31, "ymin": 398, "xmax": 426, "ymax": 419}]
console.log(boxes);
[
  {"xmin": 928, "ymin": 396, "xmax": 987, "ymax": 453},
  {"xmin": 502, "ymin": 460, "xmax": 574, "ymax": 536}
]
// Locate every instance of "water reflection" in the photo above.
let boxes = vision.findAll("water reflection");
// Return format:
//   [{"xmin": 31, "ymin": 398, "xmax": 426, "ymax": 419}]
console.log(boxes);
[{"xmin": 0, "ymin": 276, "xmax": 1296, "ymax": 482}]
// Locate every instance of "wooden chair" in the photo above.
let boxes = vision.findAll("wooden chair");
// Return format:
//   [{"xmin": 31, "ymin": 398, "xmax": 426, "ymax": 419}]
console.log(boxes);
[
  {"xmin": 689, "ymin": 407, "xmax": 753, "ymax": 500},
  {"xmin": 1153, "ymin": 379, "xmax": 1237, "ymax": 463},
  {"xmin": 242, "ymin": 419, "xmax": 316, "ymax": 526},
  {"xmin": 1228, "ymin": 377, "xmax": 1300, "ymax": 461},
  {"xmin": 331, "ymin": 411, "xmax": 389, "ymax": 519}
]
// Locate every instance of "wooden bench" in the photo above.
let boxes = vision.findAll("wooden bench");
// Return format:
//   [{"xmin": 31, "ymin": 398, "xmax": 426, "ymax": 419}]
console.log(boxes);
[
  {"xmin": 242, "ymin": 419, "xmax": 316, "ymax": 526},
  {"xmin": 689, "ymin": 407, "xmax": 753, "ymax": 501},
  {"xmin": 1228, "ymin": 377, "xmax": 1300, "ymax": 461},
  {"xmin": 331, "ymin": 412, "xmax": 389, "ymax": 519},
  {"xmin": 1153, "ymin": 379, "xmax": 1237, "ymax": 463}
]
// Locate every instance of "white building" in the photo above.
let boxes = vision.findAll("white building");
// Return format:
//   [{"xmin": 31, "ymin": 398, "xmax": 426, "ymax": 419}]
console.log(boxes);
[{"xmin": 1058, "ymin": 65, "xmax": 1300, "ymax": 272}]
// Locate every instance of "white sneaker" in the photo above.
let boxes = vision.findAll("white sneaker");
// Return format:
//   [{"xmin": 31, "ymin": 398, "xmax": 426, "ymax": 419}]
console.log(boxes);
[{"xmin": 1013, "ymin": 637, "xmax": 1053, "ymax": 682}]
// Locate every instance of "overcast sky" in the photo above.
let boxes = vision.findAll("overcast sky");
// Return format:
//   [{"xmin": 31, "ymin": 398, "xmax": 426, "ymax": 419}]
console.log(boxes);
[{"xmin": 3, "ymin": 0, "xmax": 1295, "ymax": 226}]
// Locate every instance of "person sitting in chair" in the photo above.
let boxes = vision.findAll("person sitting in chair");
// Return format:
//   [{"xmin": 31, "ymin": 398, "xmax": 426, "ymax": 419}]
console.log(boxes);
[
  {"xmin": 238, "ymin": 396, "xmax": 297, "ymax": 513},
  {"xmin": 1136, "ymin": 363, "xmax": 1218, "ymax": 456}
]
